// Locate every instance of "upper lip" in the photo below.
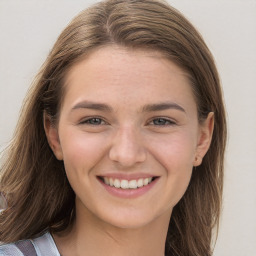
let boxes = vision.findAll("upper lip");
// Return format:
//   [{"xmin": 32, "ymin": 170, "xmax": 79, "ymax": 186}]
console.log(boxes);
[{"xmin": 97, "ymin": 173, "xmax": 158, "ymax": 181}]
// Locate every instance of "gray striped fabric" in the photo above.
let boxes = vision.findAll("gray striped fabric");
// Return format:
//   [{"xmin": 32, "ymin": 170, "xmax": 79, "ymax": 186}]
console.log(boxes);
[
  {"xmin": 0, "ymin": 232, "xmax": 60, "ymax": 256},
  {"xmin": 15, "ymin": 240, "xmax": 37, "ymax": 256}
]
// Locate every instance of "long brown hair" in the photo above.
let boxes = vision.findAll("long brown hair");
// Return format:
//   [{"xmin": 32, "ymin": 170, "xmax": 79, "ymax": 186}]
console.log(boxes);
[{"xmin": 0, "ymin": 0, "xmax": 226, "ymax": 255}]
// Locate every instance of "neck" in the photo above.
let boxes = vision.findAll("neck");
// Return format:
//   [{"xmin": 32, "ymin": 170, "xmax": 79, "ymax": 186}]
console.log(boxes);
[{"xmin": 53, "ymin": 202, "xmax": 171, "ymax": 256}]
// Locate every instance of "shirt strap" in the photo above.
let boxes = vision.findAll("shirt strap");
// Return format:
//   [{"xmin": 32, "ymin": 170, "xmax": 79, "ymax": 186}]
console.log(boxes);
[{"xmin": 15, "ymin": 240, "xmax": 37, "ymax": 256}]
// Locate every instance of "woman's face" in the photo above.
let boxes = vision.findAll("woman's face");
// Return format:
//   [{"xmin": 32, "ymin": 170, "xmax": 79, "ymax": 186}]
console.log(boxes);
[{"xmin": 46, "ymin": 46, "xmax": 213, "ymax": 229}]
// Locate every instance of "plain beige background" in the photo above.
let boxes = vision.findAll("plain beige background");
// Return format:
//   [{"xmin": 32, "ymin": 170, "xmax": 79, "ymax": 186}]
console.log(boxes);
[{"xmin": 0, "ymin": 1, "xmax": 256, "ymax": 255}]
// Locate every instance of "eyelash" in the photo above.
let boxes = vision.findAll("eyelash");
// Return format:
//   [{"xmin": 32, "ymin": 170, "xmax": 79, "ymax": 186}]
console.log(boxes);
[
  {"xmin": 79, "ymin": 117, "xmax": 176, "ymax": 127},
  {"xmin": 148, "ymin": 117, "xmax": 176, "ymax": 126},
  {"xmin": 79, "ymin": 117, "xmax": 108, "ymax": 126}
]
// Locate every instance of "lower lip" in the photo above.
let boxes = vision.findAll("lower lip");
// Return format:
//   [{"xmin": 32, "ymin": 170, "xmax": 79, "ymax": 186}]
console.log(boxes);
[{"xmin": 98, "ymin": 178, "xmax": 158, "ymax": 199}]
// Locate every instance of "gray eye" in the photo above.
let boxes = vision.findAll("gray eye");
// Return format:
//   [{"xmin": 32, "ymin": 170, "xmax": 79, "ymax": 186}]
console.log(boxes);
[
  {"xmin": 85, "ymin": 118, "xmax": 103, "ymax": 125},
  {"xmin": 153, "ymin": 118, "xmax": 172, "ymax": 125}
]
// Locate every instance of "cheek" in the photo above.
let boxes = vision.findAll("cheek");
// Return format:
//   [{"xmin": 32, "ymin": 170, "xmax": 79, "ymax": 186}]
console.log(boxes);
[
  {"xmin": 58, "ymin": 128, "xmax": 107, "ymax": 173},
  {"xmin": 147, "ymin": 131, "xmax": 196, "ymax": 206},
  {"xmin": 148, "ymin": 130, "xmax": 197, "ymax": 169}
]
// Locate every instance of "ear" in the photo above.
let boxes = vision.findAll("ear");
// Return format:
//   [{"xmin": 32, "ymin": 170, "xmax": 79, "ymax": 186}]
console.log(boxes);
[
  {"xmin": 43, "ymin": 112, "xmax": 63, "ymax": 160},
  {"xmin": 193, "ymin": 112, "xmax": 214, "ymax": 166}
]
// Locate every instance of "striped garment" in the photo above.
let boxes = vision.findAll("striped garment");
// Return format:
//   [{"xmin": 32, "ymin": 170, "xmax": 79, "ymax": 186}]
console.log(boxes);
[{"xmin": 0, "ymin": 232, "xmax": 60, "ymax": 256}]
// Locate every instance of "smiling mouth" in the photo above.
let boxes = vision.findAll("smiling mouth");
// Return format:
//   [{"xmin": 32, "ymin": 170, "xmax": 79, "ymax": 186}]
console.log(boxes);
[{"xmin": 98, "ymin": 176, "xmax": 158, "ymax": 190}]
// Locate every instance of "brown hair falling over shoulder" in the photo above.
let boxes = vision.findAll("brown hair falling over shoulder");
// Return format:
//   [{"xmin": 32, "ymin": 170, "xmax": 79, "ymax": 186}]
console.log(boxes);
[{"xmin": 0, "ymin": 1, "xmax": 226, "ymax": 255}]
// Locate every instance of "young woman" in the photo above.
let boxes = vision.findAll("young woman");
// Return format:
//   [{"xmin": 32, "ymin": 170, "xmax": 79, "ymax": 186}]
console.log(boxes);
[{"xmin": 0, "ymin": 0, "xmax": 227, "ymax": 255}]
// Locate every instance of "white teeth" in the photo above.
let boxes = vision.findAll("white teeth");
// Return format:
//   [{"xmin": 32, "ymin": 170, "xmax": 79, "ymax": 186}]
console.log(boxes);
[
  {"xmin": 129, "ymin": 180, "xmax": 137, "ymax": 189},
  {"xmin": 114, "ymin": 179, "xmax": 121, "ymax": 188},
  {"xmin": 137, "ymin": 178, "xmax": 144, "ymax": 188},
  {"xmin": 121, "ymin": 180, "xmax": 129, "ymax": 189},
  {"xmin": 102, "ymin": 177, "xmax": 154, "ymax": 189},
  {"xmin": 104, "ymin": 177, "xmax": 110, "ymax": 185},
  {"xmin": 143, "ymin": 178, "xmax": 149, "ymax": 186}
]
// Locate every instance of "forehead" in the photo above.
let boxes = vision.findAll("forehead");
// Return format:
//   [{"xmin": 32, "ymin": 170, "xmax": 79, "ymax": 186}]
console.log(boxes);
[
  {"xmin": 66, "ymin": 45, "xmax": 190, "ymax": 82},
  {"xmin": 62, "ymin": 45, "xmax": 196, "ymax": 112}
]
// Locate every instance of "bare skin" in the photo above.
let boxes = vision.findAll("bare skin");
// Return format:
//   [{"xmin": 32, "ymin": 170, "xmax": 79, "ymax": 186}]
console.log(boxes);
[
  {"xmin": 45, "ymin": 45, "xmax": 214, "ymax": 256},
  {"xmin": 53, "ymin": 204, "xmax": 170, "ymax": 256}
]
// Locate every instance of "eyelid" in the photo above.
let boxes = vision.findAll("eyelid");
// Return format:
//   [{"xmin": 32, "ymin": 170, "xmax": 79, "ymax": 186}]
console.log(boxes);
[
  {"xmin": 77, "ymin": 116, "xmax": 177, "ymax": 126},
  {"xmin": 78, "ymin": 116, "xmax": 108, "ymax": 125},
  {"xmin": 147, "ymin": 117, "xmax": 177, "ymax": 126}
]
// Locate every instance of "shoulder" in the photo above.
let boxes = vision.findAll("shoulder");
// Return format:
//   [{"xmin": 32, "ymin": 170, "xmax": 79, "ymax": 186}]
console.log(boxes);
[{"xmin": 0, "ymin": 232, "xmax": 60, "ymax": 256}]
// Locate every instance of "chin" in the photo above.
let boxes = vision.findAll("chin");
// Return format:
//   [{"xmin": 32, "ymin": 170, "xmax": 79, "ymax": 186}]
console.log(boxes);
[
  {"xmin": 97, "ymin": 206, "xmax": 170, "ymax": 230},
  {"xmin": 104, "ymin": 216, "xmax": 154, "ymax": 229}
]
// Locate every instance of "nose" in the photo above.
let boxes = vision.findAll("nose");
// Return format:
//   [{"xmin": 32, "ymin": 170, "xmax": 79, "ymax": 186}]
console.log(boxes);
[{"xmin": 109, "ymin": 126, "xmax": 146, "ymax": 167}]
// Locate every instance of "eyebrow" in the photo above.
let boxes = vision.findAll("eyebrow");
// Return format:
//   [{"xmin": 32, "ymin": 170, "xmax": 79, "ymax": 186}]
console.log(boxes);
[
  {"xmin": 142, "ymin": 102, "xmax": 186, "ymax": 113},
  {"xmin": 70, "ymin": 100, "xmax": 185, "ymax": 113},
  {"xmin": 71, "ymin": 101, "xmax": 113, "ymax": 112}
]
